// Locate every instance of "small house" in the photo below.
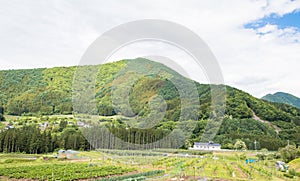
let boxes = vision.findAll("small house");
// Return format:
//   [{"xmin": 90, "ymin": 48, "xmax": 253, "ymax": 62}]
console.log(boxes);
[{"xmin": 190, "ymin": 141, "xmax": 221, "ymax": 151}]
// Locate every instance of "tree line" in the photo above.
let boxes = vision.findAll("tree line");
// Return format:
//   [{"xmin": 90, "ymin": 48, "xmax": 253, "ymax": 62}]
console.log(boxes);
[
  {"xmin": 82, "ymin": 125, "xmax": 186, "ymax": 150},
  {"xmin": 0, "ymin": 125, "xmax": 90, "ymax": 154}
]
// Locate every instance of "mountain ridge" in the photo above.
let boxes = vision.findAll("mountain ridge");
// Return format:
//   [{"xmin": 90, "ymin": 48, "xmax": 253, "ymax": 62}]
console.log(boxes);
[
  {"xmin": 262, "ymin": 92, "xmax": 300, "ymax": 109},
  {"xmin": 1, "ymin": 58, "xmax": 300, "ymax": 150}
]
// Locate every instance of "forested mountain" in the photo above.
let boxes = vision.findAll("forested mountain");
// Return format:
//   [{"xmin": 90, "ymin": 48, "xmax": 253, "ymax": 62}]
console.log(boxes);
[
  {"xmin": 0, "ymin": 58, "xmax": 300, "ymax": 151},
  {"xmin": 262, "ymin": 92, "xmax": 300, "ymax": 109}
]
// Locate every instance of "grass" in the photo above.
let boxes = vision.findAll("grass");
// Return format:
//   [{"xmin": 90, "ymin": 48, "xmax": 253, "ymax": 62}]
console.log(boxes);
[{"xmin": 289, "ymin": 158, "xmax": 300, "ymax": 172}]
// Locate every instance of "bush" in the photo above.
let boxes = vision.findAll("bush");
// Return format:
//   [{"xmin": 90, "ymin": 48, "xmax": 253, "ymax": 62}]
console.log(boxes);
[
  {"xmin": 234, "ymin": 140, "xmax": 247, "ymax": 150},
  {"xmin": 283, "ymin": 173, "xmax": 294, "ymax": 179},
  {"xmin": 279, "ymin": 145, "xmax": 298, "ymax": 162},
  {"xmin": 269, "ymin": 152, "xmax": 281, "ymax": 159},
  {"xmin": 288, "ymin": 169, "xmax": 297, "ymax": 176},
  {"xmin": 256, "ymin": 153, "xmax": 267, "ymax": 160}
]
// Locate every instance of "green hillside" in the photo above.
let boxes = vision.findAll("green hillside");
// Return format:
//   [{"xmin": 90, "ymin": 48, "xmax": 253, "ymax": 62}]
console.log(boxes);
[
  {"xmin": 1, "ymin": 58, "xmax": 300, "ymax": 150},
  {"xmin": 262, "ymin": 92, "xmax": 300, "ymax": 109}
]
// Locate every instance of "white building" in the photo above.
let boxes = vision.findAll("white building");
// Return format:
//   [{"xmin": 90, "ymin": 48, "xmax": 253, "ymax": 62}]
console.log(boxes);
[{"xmin": 190, "ymin": 141, "xmax": 221, "ymax": 151}]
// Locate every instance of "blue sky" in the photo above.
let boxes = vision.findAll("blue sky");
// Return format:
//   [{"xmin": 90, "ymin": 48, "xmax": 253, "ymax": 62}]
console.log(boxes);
[
  {"xmin": 0, "ymin": 0, "xmax": 300, "ymax": 98},
  {"xmin": 245, "ymin": 10, "xmax": 300, "ymax": 31}
]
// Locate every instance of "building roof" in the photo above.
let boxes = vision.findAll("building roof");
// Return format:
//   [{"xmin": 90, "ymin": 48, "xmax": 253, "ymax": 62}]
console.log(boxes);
[
  {"xmin": 194, "ymin": 142, "xmax": 221, "ymax": 146},
  {"xmin": 58, "ymin": 149, "xmax": 80, "ymax": 154},
  {"xmin": 65, "ymin": 150, "xmax": 79, "ymax": 154}
]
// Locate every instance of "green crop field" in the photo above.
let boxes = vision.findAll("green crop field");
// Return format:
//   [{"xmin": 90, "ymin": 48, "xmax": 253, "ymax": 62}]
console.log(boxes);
[{"xmin": 0, "ymin": 150, "xmax": 298, "ymax": 181}]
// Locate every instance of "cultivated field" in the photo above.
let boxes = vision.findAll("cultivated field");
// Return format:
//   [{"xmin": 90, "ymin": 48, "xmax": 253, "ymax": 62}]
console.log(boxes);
[{"xmin": 0, "ymin": 149, "xmax": 298, "ymax": 181}]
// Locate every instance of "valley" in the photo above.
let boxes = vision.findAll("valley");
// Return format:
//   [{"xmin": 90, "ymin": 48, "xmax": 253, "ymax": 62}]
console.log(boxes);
[{"xmin": 0, "ymin": 58, "xmax": 300, "ymax": 180}]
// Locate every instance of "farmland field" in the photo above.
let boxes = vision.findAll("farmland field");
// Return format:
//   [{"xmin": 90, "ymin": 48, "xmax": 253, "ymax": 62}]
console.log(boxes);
[{"xmin": 0, "ymin": 150, "xmax": 298, "ymax": 180}]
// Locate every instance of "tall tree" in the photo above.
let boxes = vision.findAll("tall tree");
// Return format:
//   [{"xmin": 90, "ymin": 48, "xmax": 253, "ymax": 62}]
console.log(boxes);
[{"xmin": 0, "ymin": 106, "xmax": 5, "ymax": 121}]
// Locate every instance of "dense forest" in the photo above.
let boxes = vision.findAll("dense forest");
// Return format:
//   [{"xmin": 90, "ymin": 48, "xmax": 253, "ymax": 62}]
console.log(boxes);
[
  {"xmin": 0, "ymin": 58, "xmax": 300, "ymax": 152},
  {"xmin": 0, "ymin": 115, "xmax": 295, "ymax": 152},
  {"xmin": 0, "ymin": 122, "xmax": 90, "ymax": 154}
]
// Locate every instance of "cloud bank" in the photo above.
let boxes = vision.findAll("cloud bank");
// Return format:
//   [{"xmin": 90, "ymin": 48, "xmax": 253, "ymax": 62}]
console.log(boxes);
[{"xmin": 0, "ymin": 0, "xmax": 300, "ymax": 98}]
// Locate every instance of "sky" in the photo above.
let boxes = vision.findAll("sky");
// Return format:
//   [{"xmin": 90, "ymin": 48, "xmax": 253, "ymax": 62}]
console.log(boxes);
[{"xmin": 0, "ymin": 0, "xmax": 300, "ymax": 98}]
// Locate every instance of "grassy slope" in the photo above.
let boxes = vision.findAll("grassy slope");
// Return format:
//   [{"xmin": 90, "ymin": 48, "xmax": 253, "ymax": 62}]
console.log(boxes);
[{"xmin": 289, "ymin": 158, "xmax": 300, "ymax": 172}]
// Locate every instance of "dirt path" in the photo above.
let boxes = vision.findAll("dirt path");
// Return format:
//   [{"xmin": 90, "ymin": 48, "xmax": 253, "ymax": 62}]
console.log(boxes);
[
  {"xmin": 232, "ymin": 163, "xmax": 248, "ymax": 179},
  {"xmin": 251, "ymin": 110, "xmax": 281, "ymax": 133}
]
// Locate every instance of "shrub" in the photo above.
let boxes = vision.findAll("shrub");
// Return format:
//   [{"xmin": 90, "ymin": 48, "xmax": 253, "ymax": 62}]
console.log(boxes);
[
  {"xmin": 279, "ymin": 145, "xmax": 298, "ymax": 162},
  {"xmin": 283, "ymin": 173, "xmax": 294, "ymax": 179}
]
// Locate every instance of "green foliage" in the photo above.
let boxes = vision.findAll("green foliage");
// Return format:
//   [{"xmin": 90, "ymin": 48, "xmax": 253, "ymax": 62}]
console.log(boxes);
[
  {"xmin": 262, "ymin": 92, "xmax": 300, "ymax": 109},
  {"xmin": 283, "ymin": 173, "xmax": 294, "ymax": 179},
  {"xmin": 1, "ymin": 58, "xmax": 298, "ymax": 121},
  {"xmin": 214, "ymin": 117, "xmax": 288, "ymax": 150},
  {"xmin": 0, "ymin": 106, "xmax": 4, "ymax": 121},
  {"xmin": 279, "ymin": 145, "xmax": 300, "ymax": 162},
  {"xmin": 256, "ymin": 153, "xmax": 267, "ymax": 160},
  {"xmin": 218, "ymin": 118, "xmax": 277, "ymax": 136},
  {"xmin": 3, "ymin": 158, "xmax": 34, "ymax": 164},
  {"xmin": 273, "ymin": 120, "xmax": 296, "ymax": 129},
  {"xmin": 225, "ymin": 88, "xmax": 253, "ymax": 119},
  {"xmin": 0, "ymin": 68, "xmax": 46, "ymax": 105},
  {"xmin": 234, "ymin": 140, "xmax": 247, "ymax": 150},
  {"xmin": 59, "ymin": 120, "xmax": 68, "ymax": 132},
  {"xmin": 1, "ymin": 67, "xmax": 73, "ymax": 115},
  {"xmin": 0, "ymin": 125, "xmax": 89, "ymax": 154},
  {"xmin": 0, "ymin": 163, "xmax": 134, "ymax": 181},
  {"xmin": 83, "ymin": 125, "xmax": 184, "ymax": 149},
  {"xmin": 98, "ymin": 170, "xmax": 164, "ymax": 181},
  {"xmin": 1, "ymin": 58, "xmax": 300, "ymax": 152}
]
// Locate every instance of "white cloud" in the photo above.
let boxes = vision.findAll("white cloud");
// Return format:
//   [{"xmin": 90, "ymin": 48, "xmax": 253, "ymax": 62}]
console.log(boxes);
[
  {"xmin": 0, "ymin": 0, "xmax": 300, "ymax": 98},
  {"xmin": 264, "ymin": 0, "xmax": 300, "ymax": 16},
  {"xmin": 257, "ymin": 24, "xmax": 278, "ymax": 34}
]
